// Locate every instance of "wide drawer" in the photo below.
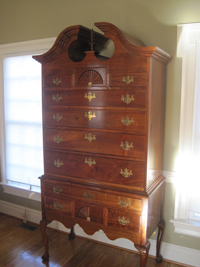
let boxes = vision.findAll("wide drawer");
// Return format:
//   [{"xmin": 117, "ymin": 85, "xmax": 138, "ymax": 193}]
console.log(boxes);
[
  {"xmin": 44, "ymin": 107, "xmax": 146, "ymax": 135},
  {"xmin": 43, "ymin": 89, "xmax": 146, "ymax": 108},
  {"xmin": 44, "ymin": 129, "xmax": 146, "ymax": 160},
  {"xmin": 44, "ymin": 151, "xmax": 145, "ymax": 189},
  {"xmin": 44, "ymin": 180, "xmax": 142, "ymax": 212}
]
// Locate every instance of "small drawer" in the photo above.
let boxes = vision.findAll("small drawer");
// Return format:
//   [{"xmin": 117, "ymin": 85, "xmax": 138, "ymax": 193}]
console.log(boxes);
[
  {"xmin": 75, "ymin": 202, "xmax": 103, "ymax": 224},
  {"xmin": 45, "ymin": 196, "xmax": 72, "ymax": 216},
  {"xmin": 44, "ymin": 180, "xmax": 142, "ymax": 212},
  {"xmin": 107, "ymin": 209, "xmax": 141, "ymax": 232},
  {"xmin": 74, "ymin": 67, "xmax": 107, "ymax": 88},
  {"xmin": 43, "ymin": 71, "xmax": 72, "ymax": 89},
  {"xmin": 110, "ymin": 73, "xmax": 147, "ymax": 87}
]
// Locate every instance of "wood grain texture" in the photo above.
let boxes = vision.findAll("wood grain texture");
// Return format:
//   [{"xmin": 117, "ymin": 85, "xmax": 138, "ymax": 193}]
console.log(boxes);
[
  {"xmin": 0, "ymin": 214, "xmax": 189, "ymax": 267},
  {"xmin": 33, "ymin": 22, "xmax": 172, "ymax": 267}
]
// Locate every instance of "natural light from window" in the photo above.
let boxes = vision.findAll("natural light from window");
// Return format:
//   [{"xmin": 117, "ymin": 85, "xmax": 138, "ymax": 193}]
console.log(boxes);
[{"xmin": 4, "ymin": 55, "xmax": 43, "ymax": 190}]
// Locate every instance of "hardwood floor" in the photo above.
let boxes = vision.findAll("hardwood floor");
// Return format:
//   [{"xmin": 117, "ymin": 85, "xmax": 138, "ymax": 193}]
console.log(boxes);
[{"xmin": 0, "ymin": 213, "xmax": 189, "ymax": 267}]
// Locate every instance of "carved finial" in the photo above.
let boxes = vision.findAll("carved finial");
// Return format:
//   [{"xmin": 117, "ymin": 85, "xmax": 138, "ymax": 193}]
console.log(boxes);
[{"xmin": 90, "ymin": 29, "xmax": 95, "ymax": 51}]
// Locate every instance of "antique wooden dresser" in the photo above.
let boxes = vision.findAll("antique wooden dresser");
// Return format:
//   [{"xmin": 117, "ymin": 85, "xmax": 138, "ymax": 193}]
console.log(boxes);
[{"xmin": 33, "ymin": 22, "xmax": 171, "ymax": 267}]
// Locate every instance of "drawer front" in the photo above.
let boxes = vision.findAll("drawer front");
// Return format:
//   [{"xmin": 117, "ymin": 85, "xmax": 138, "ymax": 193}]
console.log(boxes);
[
  {"xmin": 45, "ymin": 151, "xmax": 145, "ymax": 189},
  {"xmin": 74, "ymin": 67, "xmax": 107, "ymax": 88},
  {"xmin": 44, "ymin": 129, "xmax": 146, "ymax": 160},
  {"xmin": 75, "ymin": 202, "xmax": 103, "ymax": 224},
  {"xmin": 44, "ymin": 180, "xmax": 142, "ymax": 212},
  {"xmin": 43, "ymin": 72, "xmax": 72, "ymax": 89},
  {"xmin": 44, "ymin": 108, "xmax": 146, "ymax": 135},
  {"xmin": 43, "ymin": 89, "xmax": 146, "ymax": 109},
  {"xmin": 110, "ymin": 73, "xmax": 147, "ymax": 87},
  {"xmin": 45, "ymin": 196, "xmax": 72, "ymax": 216},
  {"xmin": 107, "ymin": 209, "xmax": 141, "ymax": 232}
]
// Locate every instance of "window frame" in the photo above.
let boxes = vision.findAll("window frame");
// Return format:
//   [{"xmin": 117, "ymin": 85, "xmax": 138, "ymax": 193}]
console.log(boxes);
[
  {"xmin": 170, "ymin": 23, "xmax": 200, "ymax": 238},
  {"xmin": 0, "ymin": 38, "xmax": 55, "ymax": 201}
]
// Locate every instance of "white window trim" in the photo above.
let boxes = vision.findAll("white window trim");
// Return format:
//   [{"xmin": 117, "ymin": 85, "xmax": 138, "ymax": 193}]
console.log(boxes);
[
  {"xmin": 0, "ymin": 37, "xmax": 55, "ymax": 201},
  {"xmin": 170, "ymin": 23, "xmax": 200, "ymax": 238}
]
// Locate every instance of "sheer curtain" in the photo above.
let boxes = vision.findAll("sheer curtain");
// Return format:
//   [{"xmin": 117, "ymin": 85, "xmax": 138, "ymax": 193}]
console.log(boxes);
[{"xmin": 4, "ymin": 55, "xmax": 44, "ymax": 189}]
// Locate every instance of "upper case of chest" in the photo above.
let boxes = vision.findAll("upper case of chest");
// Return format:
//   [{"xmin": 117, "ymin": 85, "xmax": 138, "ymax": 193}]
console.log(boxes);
[{"xmin": 34, "ymin": 22, "xmax": 170, "ymax": 193}]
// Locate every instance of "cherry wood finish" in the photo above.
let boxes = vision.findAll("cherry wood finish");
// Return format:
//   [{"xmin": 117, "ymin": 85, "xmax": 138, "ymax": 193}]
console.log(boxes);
[{"xmin": 33, "ymin": 22, "xmax": 171, "ymax": 267}]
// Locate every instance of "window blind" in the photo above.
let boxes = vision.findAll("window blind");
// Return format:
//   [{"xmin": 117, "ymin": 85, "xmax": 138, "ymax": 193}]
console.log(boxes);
[
  {"xmin": 187, "ymin": 38, "xmax": 200, "ymax": 219},
  {"xmin": 4, "ymin": 55, "xmax": 44, "ymax": 188}
]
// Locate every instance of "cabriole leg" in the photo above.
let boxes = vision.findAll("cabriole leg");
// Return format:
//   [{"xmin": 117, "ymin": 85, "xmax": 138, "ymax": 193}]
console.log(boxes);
[
  {"xmin": 134, "ymin": 241, "xmax": 150, "ymax": 267},
  {"xmin": 40, "ymin": 219, "xmax": 50, "ymax": 261},
  {"xmin": 156, "ymin": 220, "xmax": 164, "ymax": 262}
]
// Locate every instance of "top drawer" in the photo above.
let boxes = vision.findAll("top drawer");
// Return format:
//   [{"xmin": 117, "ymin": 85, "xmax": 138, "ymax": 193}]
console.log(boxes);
[
  {"xmin": 110, "ymin": 73, "xmax": 147, "ymax": 87},
  {"xmin": 43, "ymin": 71, "xmax": 72, "ymax": 89}
]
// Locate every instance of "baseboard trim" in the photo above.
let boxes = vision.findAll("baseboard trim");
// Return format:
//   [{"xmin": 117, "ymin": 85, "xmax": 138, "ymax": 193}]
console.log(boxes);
[{"xmin": 0, "ymin": 200, "xmax": 199, "ymax": 267}]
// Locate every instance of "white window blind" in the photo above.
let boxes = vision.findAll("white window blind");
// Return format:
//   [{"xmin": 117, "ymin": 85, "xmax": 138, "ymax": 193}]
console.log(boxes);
[
  {"xmin": 4, "ymin": 55, "xmax": 44, "ymax": 189},
  {"xmin": 171, "ymin": 23, "xmax": 200, "ymax": 238},
  {"xmin": 187, "ymin": 37, "xmax": 200, "ymax": 221}
]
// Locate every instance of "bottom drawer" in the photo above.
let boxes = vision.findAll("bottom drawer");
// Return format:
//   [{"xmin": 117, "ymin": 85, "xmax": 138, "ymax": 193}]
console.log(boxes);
[
  {"xmin": 75, "ymin": 202, "xmax": 104, "ymax": 224},
  {"xmin": 107, "ymin": 209, "xmax": 141, "ymax": 232},
  {"xmin": 45, "ymin": 196, "xmax": 72, "ymax": 216}
]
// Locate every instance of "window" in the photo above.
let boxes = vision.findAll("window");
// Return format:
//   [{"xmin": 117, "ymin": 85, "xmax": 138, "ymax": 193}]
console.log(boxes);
[
  {"xmin": 170, "ymin": 23, "xmax": 200, "ymax": 238},
  {"xmin": 0, "ymin": 38, "xmax": 55, "ymax": 200},
  {"xmin": 4, "ymin": 55, "xmax": 43, "ymax": 190}
]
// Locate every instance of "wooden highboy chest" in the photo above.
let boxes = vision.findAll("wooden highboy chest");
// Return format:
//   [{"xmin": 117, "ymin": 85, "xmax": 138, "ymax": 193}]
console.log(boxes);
[{"xmin": 33, "ymin": 22, "xmax": 171, "ymax": 267}]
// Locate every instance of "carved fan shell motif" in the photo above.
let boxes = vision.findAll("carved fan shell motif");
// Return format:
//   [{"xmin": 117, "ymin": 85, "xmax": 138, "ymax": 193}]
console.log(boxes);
[
  {"xmin": 78, "ymin": 70, "xmax": 103, "ymax": 86},
  {"xmin": 77, "ymin": 206, "xmax": 101, "ymax": 223}
]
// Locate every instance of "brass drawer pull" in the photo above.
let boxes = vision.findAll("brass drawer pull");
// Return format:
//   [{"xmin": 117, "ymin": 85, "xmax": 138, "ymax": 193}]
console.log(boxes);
[
  {"xmin": 53, "ymin": 78, "xmax": 62, "ymax": 85},
  {"xmin": 85, "ymin": 111, "xmax": 96, "ymax": 121},
  {"xmin": 120, "ymin": 168, "xmax": 133, "ymax": 178},
  {"xmin": 122, "ymin": 75, "xmax": 134, "ymax": 85},
  {"xmin": 53, "ymin": 186, "xmax": 62, "ymax": 194},
  {"xmin": 85, "ymin": 157, "xmax": 96, "ymax": 167},
  {"xmin": 120, "ymin": 141, "xmax": 133, "ymax": 151},
  {"xmin": 54, "ymin": 159, "xmax": 64, "ymax": 168},
  {"xmin": 118, "ymin": 216, "xmax": 130, "ymax": 225},
  {"xmin": 121, "ymin": 94, "xmax": 134, "ymax": 104},
  {"xmin": 84, "ymin": 92, "xmax": 96, "ymax": 102},
  {"xmin": 121, "ymin": 116, "xmax": 134, "ymax": 126},
  {"xmin": 53, "ymin": 135, "xmax": 63, "ymax": 144},
  {"xmin": 83, "ymin": 192, "xmax": 94, "ymax": 200},
  {"xmin": 52, "ymin": 93, "xmax": 63, "ymax": 103},
  {"xmin": 86, "ymin": 217, "xmax": 91, "ymax": 222},
  {"xmin": 53, "ymin": 202, "xmax": 62, "ymax": 210},
  {"xmin": 85, "ymin": 133, "xmax": 96, "ymax": 143},
  {"xmin": 53, "ymin": 113, "xmax": 63, "ymax": 122},
  {"xmin": 118, "ymin": 198, "xmax": 130, "ymax": 208}
]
